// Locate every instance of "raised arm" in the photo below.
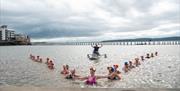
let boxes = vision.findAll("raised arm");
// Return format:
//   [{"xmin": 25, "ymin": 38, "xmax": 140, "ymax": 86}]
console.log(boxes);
[
  {"xmin": 76, "ymin": 76, "xmax": 88, "ymax": 81},
  {"xmin": 96, "ymin": 75, "xmax": 108, "ymax": 80}
]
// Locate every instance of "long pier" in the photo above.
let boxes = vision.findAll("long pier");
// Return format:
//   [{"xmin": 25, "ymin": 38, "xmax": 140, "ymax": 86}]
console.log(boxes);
[{"xmin": 64, "ymin": 41, "xmax": 180, "ymax": 45}]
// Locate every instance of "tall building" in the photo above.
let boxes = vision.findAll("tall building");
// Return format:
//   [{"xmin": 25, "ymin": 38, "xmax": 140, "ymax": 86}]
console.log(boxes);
[
  {"xmin": 0, "ymin": 25, "xmax": 8, "ymax": 40},
  {"xmin": 0, "ymin": 25, "xmax": 15, "ymax": 41}
]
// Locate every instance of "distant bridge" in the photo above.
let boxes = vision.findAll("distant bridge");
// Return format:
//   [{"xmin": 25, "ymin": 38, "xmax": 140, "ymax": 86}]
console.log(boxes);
[{"xmin": 63, "ymin": 40, "xmax": 180, "ymax": 45}]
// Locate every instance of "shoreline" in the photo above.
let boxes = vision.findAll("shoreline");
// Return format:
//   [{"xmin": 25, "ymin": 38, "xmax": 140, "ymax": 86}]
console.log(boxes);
[{"xmin": 0, "ymin": 86, "xmax": 179, "ymax": 91}]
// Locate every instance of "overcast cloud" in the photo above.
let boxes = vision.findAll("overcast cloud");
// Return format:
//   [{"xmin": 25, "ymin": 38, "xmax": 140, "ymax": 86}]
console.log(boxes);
[{"xmin": 0, "ymin": 0, "xmax": 179, "ymax": 42}]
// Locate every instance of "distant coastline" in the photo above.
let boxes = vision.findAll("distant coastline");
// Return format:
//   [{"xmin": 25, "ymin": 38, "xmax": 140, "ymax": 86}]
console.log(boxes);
[{"xmin": 102, "ymin": 36, "xmax": 180, "ymax": 42}]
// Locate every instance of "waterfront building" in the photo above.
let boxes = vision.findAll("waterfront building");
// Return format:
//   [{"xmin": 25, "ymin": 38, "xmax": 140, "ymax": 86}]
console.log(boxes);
[
  {"xmin": 0, "ymin": 25, "xmax": 31, "ymax": 45},
  {"xmin": 15, "ymin": 34, "xmax": 31, "ymax": 45},
  {"xmin": 0, "ymin": 25, "xmax": 15, "ymax": 41}
]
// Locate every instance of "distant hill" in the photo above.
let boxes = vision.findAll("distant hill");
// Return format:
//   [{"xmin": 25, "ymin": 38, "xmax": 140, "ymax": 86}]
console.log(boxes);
[{"xmin": 102, "ymin": 36, "xmax": 180, "ymax": 42}]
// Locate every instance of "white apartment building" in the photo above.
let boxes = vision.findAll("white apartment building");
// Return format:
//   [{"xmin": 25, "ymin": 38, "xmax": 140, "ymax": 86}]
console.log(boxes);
[{"xmin": 0, "ymin": 25, "xmax": 15, "ymax": 41}]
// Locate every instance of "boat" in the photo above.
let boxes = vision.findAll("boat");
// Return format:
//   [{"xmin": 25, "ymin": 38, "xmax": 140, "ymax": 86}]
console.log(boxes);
[{"xmin": 87, "ymin": 53, "xmax": 107, "ymax": 60}]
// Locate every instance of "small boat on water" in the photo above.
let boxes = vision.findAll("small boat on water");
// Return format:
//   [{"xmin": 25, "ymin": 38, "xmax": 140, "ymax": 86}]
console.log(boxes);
[{"xmin": 87, "ymin": 53, "xmax": 107, "ymax": 60}]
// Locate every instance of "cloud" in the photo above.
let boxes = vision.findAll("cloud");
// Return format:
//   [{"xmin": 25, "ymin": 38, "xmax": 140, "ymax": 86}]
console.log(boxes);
[{"xmin": 0, "ymin": 0, "xmax": 179, "ymax": 42}]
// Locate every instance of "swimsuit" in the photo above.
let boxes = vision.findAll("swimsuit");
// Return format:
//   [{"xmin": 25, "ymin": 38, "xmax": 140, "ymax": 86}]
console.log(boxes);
[
  {"xmin": 86, "ymin": 76, "xmax": 97, "ymax": 85},
  {"xmin": 66, "ymin": 75, "xmax": 73, "ymax": 79}
]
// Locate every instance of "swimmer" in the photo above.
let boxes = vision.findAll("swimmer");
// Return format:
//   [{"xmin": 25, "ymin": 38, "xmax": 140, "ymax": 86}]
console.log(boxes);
[
  {"xmin": 48, "ymin": 60, "xmax": 54, "ymax": 69},
  {"xmin": 77, "ymin": 67, "xmax": 108, "ymax": 85},
  {"xmin": 39, "ymin": 58, "xmax": 42, "ymax": 63},
  {"xmin": 146, "ymin": 53, "xmax": 150, "ymax": 59},
  {"xmin": 155, "ymin": 52, "xmax": 158, "ymax": 56},
  {"xmin": 107, "ymin": 67, "xmax": 114, "ymax": 74},
  {"xmin": 61, "ymin": 65, "xmax": 69, "ymax": 75},
  {"xmin": 134, "ymin": 58, "xmax": 141, "ymax": 67},
  {"xmin": 45, "ymin": 58, "xmax": 50, "ymax": 64},
  {"xmin": 65, "ymin": 69, "xmax": 80, "ymax": 79},
  {"xmin": 30, "ymin": 54, "xmax": 35, "ymax": 61},
  {"xmin": 122, "ymin": 62, "xmax": 130, "ymax": 73},
  {"xmin": 65, "ymin": 65, "xmax": 69, "ymax": 71},
  {"xmin": 141, "ymin": 56, "xmax": 144, "ymax": 61},
  {"xmin": 107, "ymin": 66, "xmax": 122, "ymax": 80},
  {"xmin": 113, "ymin": 64, "xmax": 121, "ymax": 74},
  {"xmin": 129, "ymin": 61, "xmax": 135, "ymax": 69},
  {"xmin": 151, "ymin": 53, "xmax": 154, "ymax": 57},
  {"xmin": 36, "ymin": 56, "xmax": 40, "ymax": 61}
]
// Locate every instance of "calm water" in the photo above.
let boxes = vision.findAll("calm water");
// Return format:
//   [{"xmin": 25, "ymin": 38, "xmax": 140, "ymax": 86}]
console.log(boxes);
[{"xmin": 0, "ymin": 45, "xmax": 180, "ymax": 88}]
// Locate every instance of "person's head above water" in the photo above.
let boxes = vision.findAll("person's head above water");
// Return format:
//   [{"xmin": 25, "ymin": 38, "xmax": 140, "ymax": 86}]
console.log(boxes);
[
  {"xmin": 125, "ymin": 62, "xmax": 128, "ymax": 65},
  {"xmin": 90, "ymin": 67, "xmax": 96, "ymax": 75},
  {"xmin": 107, "ymin": 67, "xmax": 114, "ymax": 72},
  {"xmin": 66, "ymin": 65, "xmax": 69, "ymax": 70},
  {"xmin": 47, "ymin": 58, "xmax": 49, "ymax": 60},
  {"xmin": 129, "ymin": 61, "xmax": 132, "ymax": 63},
  {"xmin": 40, "ymin": 58, "xmax": 42, "ymax": 61},
  {"xmin": 135, "ymin": 58, "xmax": 139, "ymax": 61},
  {"xmin": 113, "ymin": 64, "xmax": 119, "ymax": 69},
  {"xmin": 63, "ymin": 65, "xmax": 66, "ymax": 70}
]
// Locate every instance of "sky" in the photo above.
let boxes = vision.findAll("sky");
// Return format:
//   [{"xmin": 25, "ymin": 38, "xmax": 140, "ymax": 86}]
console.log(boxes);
[{"xmin": 0, "ymin": 0, "xmax": 180, "ymax": 42}]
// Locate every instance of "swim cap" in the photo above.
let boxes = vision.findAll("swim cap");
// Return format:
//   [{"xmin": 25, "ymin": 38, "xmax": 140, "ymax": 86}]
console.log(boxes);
[
  {"xmin": 113, "ymin": 64, "xmax": 119, "ymax": 68},
  {"xmin": 125, "ymin": 62, "xmax": 128, "ymax": 65}
]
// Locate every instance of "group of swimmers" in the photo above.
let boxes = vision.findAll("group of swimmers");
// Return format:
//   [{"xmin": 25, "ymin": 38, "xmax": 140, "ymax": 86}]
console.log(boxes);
[
  {"xmin": 122, "ymin": 51, "xmax": 158, "ymax": 73},
  {"xmin": 60, "ymin": 65, "xmax": 108, "ymax": 85},
  {"xmin": 29, "ymin": 51, "xmax": 158, "ymax": 85},
  {"xmin": 29, "ymin": 54, "xmax": 55, "ymax": 69},
  {"xmin": 60, "ymin": 51, "xmax": 158, "ymax": 85},
  {"xmin": 59, "ymin": 64, "xmax": 122, "ymax": 85}
]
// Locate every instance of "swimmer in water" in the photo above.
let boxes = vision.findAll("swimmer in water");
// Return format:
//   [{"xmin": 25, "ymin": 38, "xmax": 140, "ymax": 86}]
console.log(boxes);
[
  {"xmin": 151, "ymin": 53, "xmax": 154, "ymax": 57},
  {"xmin": 36, "ymin": 56, "xmax": 40, "ymax": 62},
  {"xmin": 141, "ymin": 56, "xmax": 144, "ymax": 61},
  {"xmin": 48, "ymin": 60, "xmax": 54, "ymax": 69},
  {"xmin": 45, "ymin": 58, "xmax": 50, "ymax": 64},
  {"xmin": 122, "ymin": 62, "xmax": 130, "ymax": 73},
  {"xmin": 107, "ymin": 67, "xmax": 122, "ymax": 80},
  {"xmin": 61, "ymin": 65, "xmax": 69, "ymax": 75},
  {"xmin": 77, "ymin": 67, "xmax": 108, "ymax": 85},
  {"xmin": 39, "ymin": 58, "xmax": 42, "ymax": 63},
  {"xmin": 112, "ymin": 64, "xmax": 121, "ymax": 74},
  {"xmin": 30, "ymin": 55, "xmax": 35, "ymax": 61},
  {"xmin": 146, "ymin": 53, "xmax": 150, "ymax": 59},
  {"xmin": 134, "ymin": 58, "xmax": 141, "ymax": 67},
  {"xmin": 65, "ymin": 69, "xmax": 80, "ymax": 80},
  {"xmin": 129, "ymin": 61, "xmax": 135, "ymax": 69},
  {"xmin": 155, "ymin": 52, "xmax": 158, "ymax": 56}
]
